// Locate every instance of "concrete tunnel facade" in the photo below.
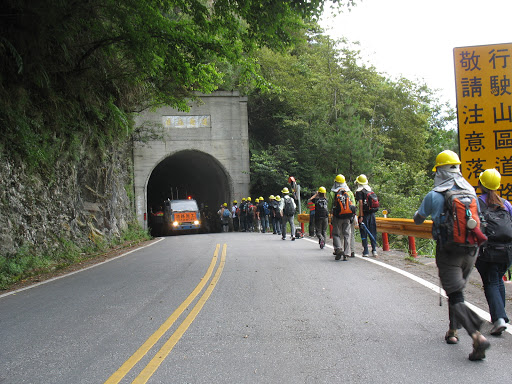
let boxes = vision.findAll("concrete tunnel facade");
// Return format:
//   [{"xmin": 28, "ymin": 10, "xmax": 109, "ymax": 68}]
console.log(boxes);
[{"xmin": 133, "ymin": 91, "xmax": 250, "ymax": 231}]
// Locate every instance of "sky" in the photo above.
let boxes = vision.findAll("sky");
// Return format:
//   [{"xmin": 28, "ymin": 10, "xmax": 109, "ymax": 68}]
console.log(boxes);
[{"xmin": 320, "ymin": 0, "xmax": 512, "ymax": 108}]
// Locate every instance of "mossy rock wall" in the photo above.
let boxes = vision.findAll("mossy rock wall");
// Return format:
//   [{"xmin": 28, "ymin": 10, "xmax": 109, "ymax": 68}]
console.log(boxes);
[{"xmin": 0, "ymin": 141, "xmax": 134, "ymax": 258}]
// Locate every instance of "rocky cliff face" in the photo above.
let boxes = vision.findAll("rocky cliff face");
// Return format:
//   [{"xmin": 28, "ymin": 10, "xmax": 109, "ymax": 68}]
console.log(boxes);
[{"xmin": 0, "ymin": 141, "xmax": 134, "ymax": 258}]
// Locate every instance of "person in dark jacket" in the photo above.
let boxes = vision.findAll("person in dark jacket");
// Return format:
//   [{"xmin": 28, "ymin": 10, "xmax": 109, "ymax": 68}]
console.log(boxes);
[{"xmin": 476, "ymin": 168, "xmax": 512, "ymax": 336}]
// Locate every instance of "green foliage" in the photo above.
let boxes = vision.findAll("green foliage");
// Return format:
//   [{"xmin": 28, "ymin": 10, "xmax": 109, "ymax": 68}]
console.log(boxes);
[
  {"xmin": 0, "ymin": 224, "xmax": 151, "ymax": 290},
  {"xmin": 1, "ymin": 0, "xmax": 353, "ymax": 173}
]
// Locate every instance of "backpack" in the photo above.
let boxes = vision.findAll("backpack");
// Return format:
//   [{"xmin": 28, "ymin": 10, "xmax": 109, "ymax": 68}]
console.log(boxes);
[
  {"xmin": 315, "ymin": 197, "xmax": 328, "ymax": 219},
  {"xmin": 478, "ymin": 197, "xmax": 512, "ymax": 262},
  {"xmin": 439, "ymin": 189, "xmax": 483, "ymax": 247},
  {"xmin": 283, "ymin": 197, "xmax": 295, "ymax": 216},
  {"xmin": 333, "ymin": 190, "xmax": 355, "ymax": 219},
  {"xmin": 363, "ymin": 190, "xmax": 380, "ymax": 213},
  {"xmin": 263, "ymin": 202, "xmax": 270, "ymax": 216},
  {"xmin": 222, "ymin": 208, "xmax": 230, "ymax": 218}
]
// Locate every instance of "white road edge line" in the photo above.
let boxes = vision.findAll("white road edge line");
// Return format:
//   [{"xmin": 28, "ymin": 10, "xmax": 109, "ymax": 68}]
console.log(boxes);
[
  {"xmin": 303, "ymin": 237, "xmax": 511, "ymax": 335},
  {"xmin": 0, "ymin": 237, "xmax": 165, "ymax": 300}
]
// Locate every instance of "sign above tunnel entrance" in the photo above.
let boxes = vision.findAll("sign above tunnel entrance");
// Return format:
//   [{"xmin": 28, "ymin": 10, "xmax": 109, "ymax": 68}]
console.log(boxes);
[
  {"xmin": 454, "ymin": 43, "xmax": 512, "ymax": 201},
  {"xmin": 163, "ymin": 115, "xmax": 211, "ymax": 129}
]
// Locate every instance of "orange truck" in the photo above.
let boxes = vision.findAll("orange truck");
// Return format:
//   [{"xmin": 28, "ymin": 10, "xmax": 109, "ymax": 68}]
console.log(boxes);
[{"xmin": 163, "ymin": 198, "xmax": 202, "ymax": 234}]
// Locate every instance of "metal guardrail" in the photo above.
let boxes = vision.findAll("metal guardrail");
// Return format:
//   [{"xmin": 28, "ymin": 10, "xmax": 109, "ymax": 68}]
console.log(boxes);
[{"xmin": 297, "ymin": 214, "xmax": 433, "ymax": 239}]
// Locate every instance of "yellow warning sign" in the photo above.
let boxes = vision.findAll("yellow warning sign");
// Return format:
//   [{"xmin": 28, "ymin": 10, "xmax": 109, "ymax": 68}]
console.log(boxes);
[{"xmin": 454, "ymin": 43, "xmax": 512, "ymax": 202}]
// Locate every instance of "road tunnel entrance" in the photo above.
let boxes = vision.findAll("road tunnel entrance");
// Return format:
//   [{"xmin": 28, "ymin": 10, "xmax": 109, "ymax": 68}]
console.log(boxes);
[{"xmin": 146, "ymin": 150, "xmax": 231, "ymax": 232}]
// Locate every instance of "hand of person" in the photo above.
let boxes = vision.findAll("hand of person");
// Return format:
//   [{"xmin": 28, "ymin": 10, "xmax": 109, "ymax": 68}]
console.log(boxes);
[{"xmin": 358, "ymin": 216, "xmax": 363, "ymax": 224}]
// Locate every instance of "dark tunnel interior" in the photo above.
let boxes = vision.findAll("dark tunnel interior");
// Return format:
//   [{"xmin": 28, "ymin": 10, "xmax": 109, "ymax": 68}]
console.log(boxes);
[{"xmin": 147, "ymin": 150, "xmax": 230, "ymax": 215}]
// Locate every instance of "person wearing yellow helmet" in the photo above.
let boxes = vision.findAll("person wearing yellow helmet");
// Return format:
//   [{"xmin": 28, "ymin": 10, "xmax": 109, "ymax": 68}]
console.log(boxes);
[
  {"xmin": 355, "ymin": 174, "xmax": 378, "ymax": 258},
  {"xmin": 308, "ymin": 186, "xmax": 329, "ymax": 249},
  {"xmin": 239, "ymin": 197, "xmax": 248, "ymax": 232},
  {"xmin": 218, "ymin": 203, "xmax": 230, "ymax": 232},
  {"xmin": 475, "ymin": 168, "xmax": 512, "ymax": 336},
  {"xmin": 231, "ymin": 200, "xmax": 240, "ymax": 232},
  {"xmin": 256, "ymin": 196, "xmax": 270, "ymax": 233},
  {"xmin": 280, "ymin": 186, "xmax": 296, "ymax": 240},
  {"xmin": 246, "ymin": 197, "xmax": 255, "ymax": 232},
  {"xmin": 332, "ymin": 175, "xmax": 356, "ymax": 260},
  {"xmin": 270, "ymin": 195, "xmax": 282, "ymax": 235},
  {"xmin": 414, "ymin": 150, "xmax": 490, "ymax": 360}
]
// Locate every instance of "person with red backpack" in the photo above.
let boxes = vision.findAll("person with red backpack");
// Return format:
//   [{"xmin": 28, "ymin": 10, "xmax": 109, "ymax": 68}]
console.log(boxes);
[
  {"xmin": 414, "ymin": 150, "xmax": 490, "ymax": 361},
  {"xmin": 330, "ymin": 175, "xmax": 356, "ymax": 260},
  {"xmin": 355, "ymin": 174, "xmax": 379, "ymax": 257},
  {"xmin": 475, "ymin": 168, "xmax": 512, "ymax": 336}
]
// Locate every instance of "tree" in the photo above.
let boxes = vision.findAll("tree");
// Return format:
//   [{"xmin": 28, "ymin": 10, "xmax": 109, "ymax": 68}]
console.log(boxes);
[{"xmin": 0, "ymin": 0, "xmax": 355, "ymax": 168}]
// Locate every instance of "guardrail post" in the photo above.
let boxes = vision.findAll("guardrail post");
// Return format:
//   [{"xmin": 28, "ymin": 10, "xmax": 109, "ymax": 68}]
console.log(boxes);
[
  {"xmin": 381, "ymin": 210, "xmax": 390, "ymax": 251},
  {"xmin": 382, "ymin": 233, "xmax": 390, "ymax": 251},
  {"xmin": 408, "ymin": 236, "xmax": 417, "ymax": 258},
  {"xmin": 301, "ymin": 222, "xmax": 305, "ymax": 234},
  {"xmin": 329, "ymin": 224, "xmax": 333, "ymax": 239}
]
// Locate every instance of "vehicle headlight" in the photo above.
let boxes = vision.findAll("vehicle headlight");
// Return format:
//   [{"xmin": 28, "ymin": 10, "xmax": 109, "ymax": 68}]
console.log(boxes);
[
  {"xmin": 172, "ymin": 221, "xmax": 179, "ymax": 227},
  {"xmin": 194, "ymin": 220, "xmax": 200, "ymax": 225}
]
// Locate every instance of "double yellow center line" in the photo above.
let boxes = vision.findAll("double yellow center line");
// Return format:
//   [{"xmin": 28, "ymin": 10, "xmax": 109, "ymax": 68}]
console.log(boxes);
[{"xmin": 105, "ymin": 243, "xmax": 227, "ymax": 384}]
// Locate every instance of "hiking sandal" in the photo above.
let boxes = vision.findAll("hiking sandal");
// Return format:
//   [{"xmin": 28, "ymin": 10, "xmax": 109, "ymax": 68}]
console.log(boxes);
[{"xmin": 445, "ymin": 329, "xmax": 459, "ymax": 344}]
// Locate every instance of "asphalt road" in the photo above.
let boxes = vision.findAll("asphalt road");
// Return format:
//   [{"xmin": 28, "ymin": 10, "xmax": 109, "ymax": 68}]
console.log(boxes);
[{"xmin": 0, "ymin": 233, "xmax": 510, "ymax": 384}]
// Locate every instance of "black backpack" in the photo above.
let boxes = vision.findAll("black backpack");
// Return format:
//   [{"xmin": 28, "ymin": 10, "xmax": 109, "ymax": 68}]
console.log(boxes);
[
  {"xmin": 478, "ymin": 197, "xmax": 512, "ymax": 262},
  {"xmin": 283, "ymin": 197, "xmax": 295, "ymax": 216},
  {"xmin": 315, "ymin": 197, "xmax": 328, "ymax": 218}
]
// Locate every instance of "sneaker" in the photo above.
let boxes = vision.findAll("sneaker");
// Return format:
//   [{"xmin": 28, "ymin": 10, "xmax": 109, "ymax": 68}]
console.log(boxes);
[
  {"xmin": 350, "ymin": 252, "xmax": 355, "ymax": 258},
  {"xmin": 282, "ymin": 236, "xmax": 286, "ymax": 240},
  {"xmin": 334, "ymin": 249, "xmax": 342, "ymax": 260},
  {"xmin": 320, "ymin": 240, "xmax": 325, "ymax": 249},
  {"xmin": 490, "ymin": 318, "xmax": 507, "ymax": 336},
  {"xmin": 343, "ymin": 255, "xmax": 347, "ymax": 261},
  {"xmin": 372, "ymin": 250, "xmax": 378, "ymax": 257},
  {"xmin": 362, "ymin": 253, "xmax": 369, "ymax": 257},
  {"xmin": 291, "ymin": 237, "xmax": 295, "ymax": 241}
]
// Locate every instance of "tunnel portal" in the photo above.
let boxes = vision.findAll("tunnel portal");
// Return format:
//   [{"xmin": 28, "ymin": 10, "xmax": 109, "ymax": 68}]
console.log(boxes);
[
  {"xmin": 133, "ymin": 91, "xmax": 250, "ymax": 231},
  {"xmin": 147, "ymin": 150, "xmax": 230, "ymax": 213}
]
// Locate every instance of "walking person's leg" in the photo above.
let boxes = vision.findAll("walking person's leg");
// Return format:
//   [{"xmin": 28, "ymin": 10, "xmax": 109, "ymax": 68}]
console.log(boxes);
[
  {"xmin": 341, "ymin": 219, "xmax": 351, "ymax": 260},
  {"xmin": 360, "ymin": 215, "xmax": 369, "ymax": 256}
]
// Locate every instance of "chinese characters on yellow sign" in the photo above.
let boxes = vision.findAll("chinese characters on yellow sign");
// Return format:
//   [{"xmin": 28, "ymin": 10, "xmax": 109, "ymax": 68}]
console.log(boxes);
[{"xmin": 454, "ymin": 43, "xmax": 512, "ymax": 202}]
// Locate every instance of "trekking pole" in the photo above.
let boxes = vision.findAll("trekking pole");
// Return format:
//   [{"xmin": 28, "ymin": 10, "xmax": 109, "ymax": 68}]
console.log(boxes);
[
  {"xmin": 360, "ymin": 222, "xmax": 376, "ymax": 243},
  {"xmin": 439, "ymin": 278, "xmax": 443, "ymax": 306}
]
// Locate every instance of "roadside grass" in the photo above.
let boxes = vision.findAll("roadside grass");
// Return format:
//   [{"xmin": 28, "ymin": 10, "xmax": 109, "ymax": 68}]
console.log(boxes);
[{"xmin": 0, "ymin": 225, "xmax": 151, "ymax": 291}]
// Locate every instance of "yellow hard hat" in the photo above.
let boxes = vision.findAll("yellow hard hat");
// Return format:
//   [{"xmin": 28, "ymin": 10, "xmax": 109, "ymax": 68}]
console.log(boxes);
[
  {"xmin": 259, "ymin": 196, "xmax": 264, "ymax": 201},
  {"xmin": 247, "ymin": 197, "xmax": 251, "ymax": 201},
  {"xmin": 242, "ymin": 197, "xmax": 246, "ymax": 201},
  {"xmin": 334, "ymin": 174, "xmax": 345, "ymax": 183},
  {"xmin": 255, "ymin": 198, "xmax": 260, "ymax": 203},
  {"xmin": 275, "ymin": 195, "xmax": 281, "ymax": 201},
  {"xmin": 269, "ymin": 195, "xmax": 275, "ymax": 200},
  {"xmin": 233, "ymin": 200, "xmax": 238, "ymax": 204},
  {"xmin": 318, "ymin": 186, "xmax": 327, "ymax": 194},
  {"xmin": 281, "ymin": 187, "xmax": 290, "ymax": 194},
  {"xmin": 356, "ymin": 174, "xmax": 368, "ymax": 185},
  {"xmin": 479, "ymin": 168, "xmax": 501, "ymax": 190},
  {"xmin": 432, "ymin": 150, "xmax": 461, "ymax": 171},
  {"xmin": 223, "ymin": 203, "xmax": 227, "ymax": 207}
]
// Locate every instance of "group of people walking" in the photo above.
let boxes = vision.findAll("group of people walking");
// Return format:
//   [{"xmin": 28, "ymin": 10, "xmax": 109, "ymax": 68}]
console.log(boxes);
[
  {"xmin": 217, "ymin": 187, "xmax": 298, "ymax": 239},
  {"xmin": 414, "ymin": 150, "xmax": 512, "ymax": 361},
  {"xmin": 217, "ymin": 150, "xmax": 512, "ymax": 362},
  {"xmin": 308, "ymin": 174, "xmax": 379, "ymax": 261}
]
